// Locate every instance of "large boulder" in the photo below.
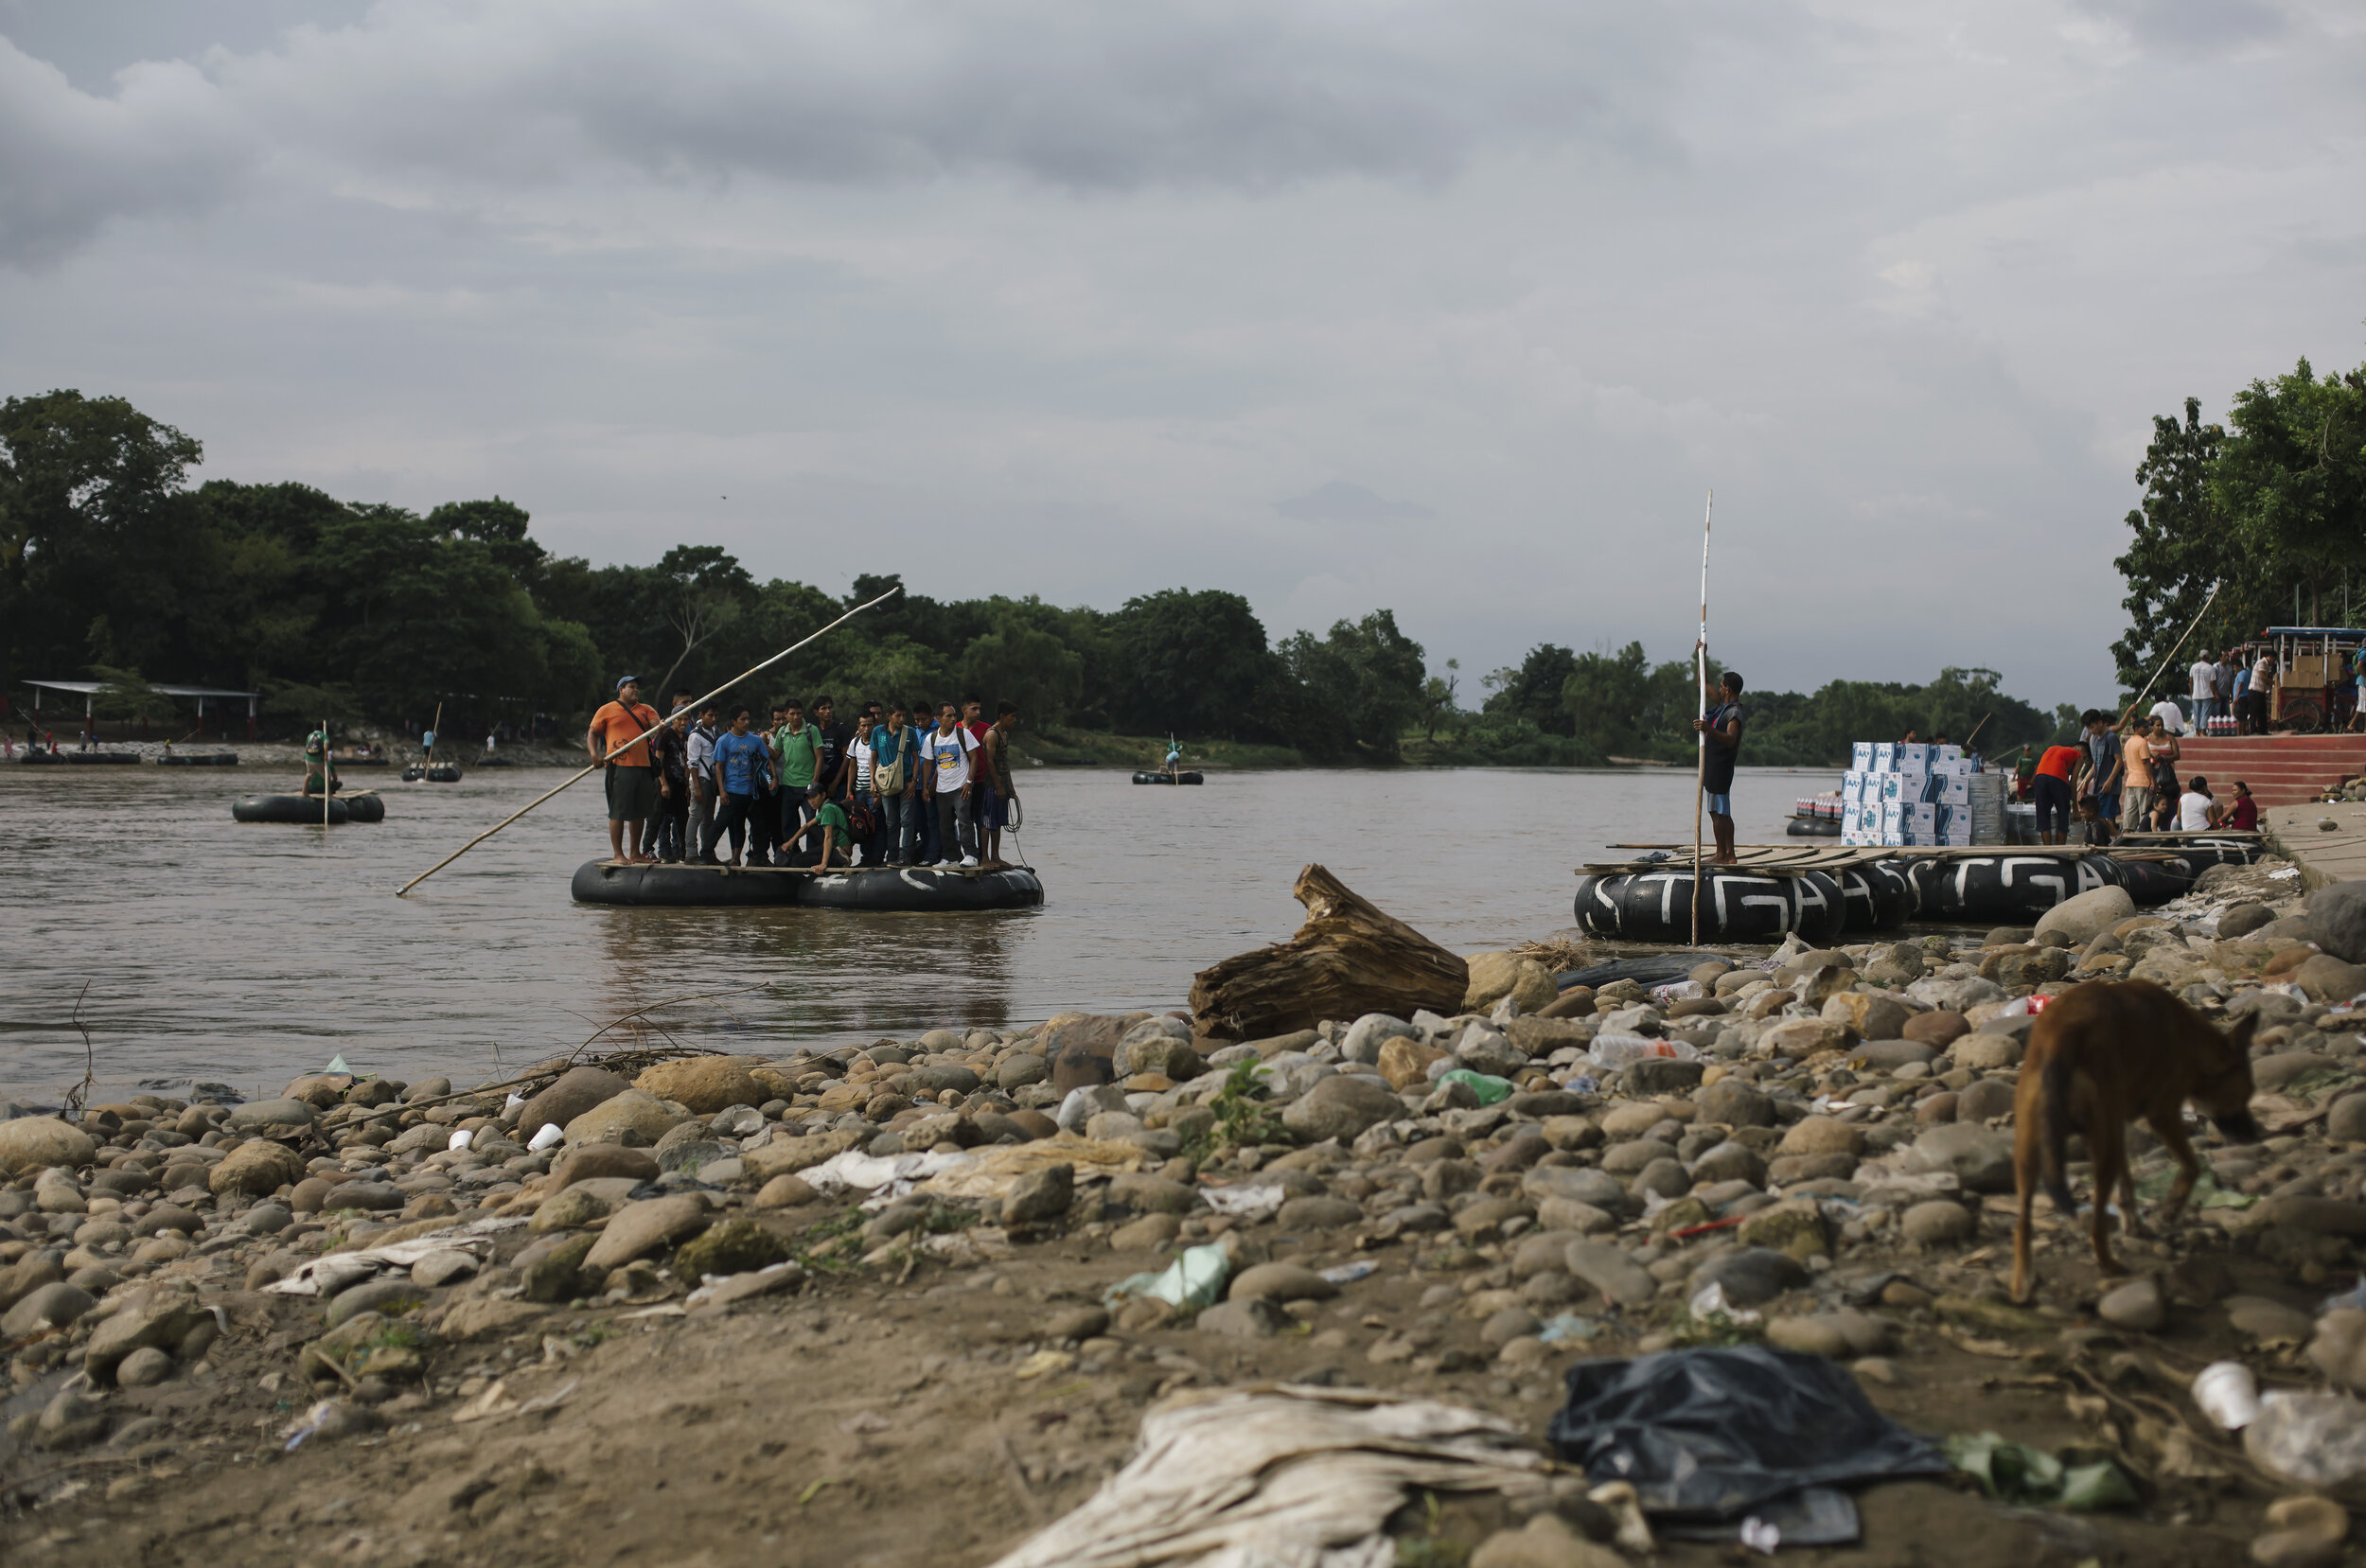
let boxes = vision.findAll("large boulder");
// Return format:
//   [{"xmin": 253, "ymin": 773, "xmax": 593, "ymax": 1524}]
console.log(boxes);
[
  {"xmin": 634, "ymin": 1059, "xmax": 765, "ymax": 1115},
  {"xmin": 83, "ymin": 1282, "xmax": 209, "ymax": 1384},
  {"xmin": 581, "ymin": 1194, "xmax": 714, "ymax": 1273},
  {"xmin": 1821, "ymin": 994, "xmax": 1909, "ymax": 1042},
  {"xmin": 742, "ymin": 1128, "xmax": 867, "ymax": 1180},
  {"xmin": 1757, "ymin": 1019, "xmax": 1853, "ymax": 1060},
  {"xmin": 209, "ymin": 1137, "xmax": 306, "ymax": 1196},
  {"xmin": 562, "ymin": 1088, "xmax": 682, "ymax": 1147},
  {"xmin": 2297, "ymin": 954, "xmax": 2366, "ymax": 1006},
  {"xmin": 2310, "ymin": 882, "xmax": 2366, "ymax": 965},
  {"xmin": 2034, "ymin": 885, "xmax": 2137, "ymax": 947},
  {"xmin": 546, "ymin": 1143, "xmax": 661, "ymax": 1191},
  {"xmin": 1041, "ymin": 1013, "xmax": 1139, "ymax": 1093},
  {"xmin": 0, "ymin": 1117, "xmax": 96, "ymax": 1175},
  {"xmin": 517, "ymin": 1066, "xmax": 630, "ymax": 1139},
  {"xmin": 1281, "ymin": 1076, "xmax": 1404, "ymax": 1144},
  {"xmin": 1463, "ymin": 953, "xmax": 1557, "ymax": 1014}
]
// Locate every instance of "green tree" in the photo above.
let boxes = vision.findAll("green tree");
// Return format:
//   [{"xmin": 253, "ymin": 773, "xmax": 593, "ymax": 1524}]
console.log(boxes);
[
  {"xmin": 1109, "ymin": 589, "xmax": 1280, "ymax": 739},
  {"xmin": 963, "ymin": 623, "xmax": 1085, "ymax": 722},
  {"xmin": 1484, "ymin": 643, "xmax": 1580, "ymax": 735},
  {"xmin": 1280, "ymin": 609, "xmax": 1427, "ymax": 762}
]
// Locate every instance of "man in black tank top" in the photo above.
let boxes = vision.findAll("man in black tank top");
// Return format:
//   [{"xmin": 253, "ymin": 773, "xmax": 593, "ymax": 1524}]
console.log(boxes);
[{"xmin": 1693, "ymin": 666, "xmax": 1746, "ymax": 865}]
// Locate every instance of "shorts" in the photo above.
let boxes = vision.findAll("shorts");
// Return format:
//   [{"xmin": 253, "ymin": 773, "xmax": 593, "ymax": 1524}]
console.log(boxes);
[
  {"xmin": 2033, "ymin": 773, "xmax": 2072, "ymax": 834},
  {"xmin": 1704, "ymin": 791, "xmax": 1732, "ymax": 817},
  {"xmin": 606, "ymin": 764, "xmax": 659, "ymax": 822},
  {"xmin": 976, "ymin": 783, "xmax": 1006, "ymax": 832}
]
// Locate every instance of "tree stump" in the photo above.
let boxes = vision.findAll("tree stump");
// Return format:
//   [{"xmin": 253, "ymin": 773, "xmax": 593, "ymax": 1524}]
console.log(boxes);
[{"xmin": 1190, "ymin": 864, "xmax": 1470, "ymax": 1040}]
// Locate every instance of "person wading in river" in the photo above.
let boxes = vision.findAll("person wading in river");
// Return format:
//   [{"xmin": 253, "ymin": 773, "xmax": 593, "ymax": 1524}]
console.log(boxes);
[
  {"xmin": 587, "ymin": 676, "xmax": 663, "ymax": 864},
  {"xmin": 1691, "ymin": 666, "xmax": 1746, "ymax": 865}
]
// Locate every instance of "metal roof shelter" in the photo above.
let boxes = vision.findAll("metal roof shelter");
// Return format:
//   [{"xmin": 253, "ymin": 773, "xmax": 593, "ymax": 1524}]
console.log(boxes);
[{"xmin": 22, "ymin": 678, "xmax": 259, "ymax": 738}]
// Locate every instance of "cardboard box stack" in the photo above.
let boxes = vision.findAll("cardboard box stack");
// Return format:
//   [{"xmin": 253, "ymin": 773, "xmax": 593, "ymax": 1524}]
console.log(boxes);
[{"xmin": 1840, "ymin": 742, "xmax": 1982, "ymax": 845}]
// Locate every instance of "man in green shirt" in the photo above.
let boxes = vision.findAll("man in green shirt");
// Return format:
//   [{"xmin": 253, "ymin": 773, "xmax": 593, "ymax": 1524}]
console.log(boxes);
[
  {"xmin": 772, "ymin": 699, "xmax": 821, "ymax": 859},
  {"xmin": 801, "ymin": 783, "xmax": 853, "ymax": 871},
  {"xmin": 302, "ymin": 728, "xmax": 340, "ymax": 797}
]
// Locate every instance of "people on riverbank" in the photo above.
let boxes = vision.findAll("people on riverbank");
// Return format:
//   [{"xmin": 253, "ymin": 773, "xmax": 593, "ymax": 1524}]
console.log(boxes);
[
  {"xmin": 2179, "ymin": 775, "xmax": 2223, "ymax": 830},
  {"xmin": 2031, "ymin": 740, "xmax": 2082, "ymax": 845},
  {"xmin": 2227, "ymin": 779, "xmax": 2260, "ymax": 831},
  {"xmin": 588, "ymin": 676, "xmax": 662, "ymax": 863},
  {"xmin": 2119, "ymin": 718, "xmax": 2156, "ymax": 832},
  {"xmin": 1692, "ymin": 661, "xmax": 1745, "ymax": 865}
]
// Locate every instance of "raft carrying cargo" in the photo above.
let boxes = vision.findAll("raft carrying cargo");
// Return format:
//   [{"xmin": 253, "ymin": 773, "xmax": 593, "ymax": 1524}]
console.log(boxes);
[
  {"xmin": 232, "ymin": 791, "xmax": 383, "ymax": 824},
  {"xmin": 570, "ymin": 860, "xmax": 1045, "ymax": 911},
  {"xmin": 1574, "ymin": 838, "xmax": 2262, "ymax": 940},
  {"xmin": 1133, "ymin": 771, "xmax": 1204, "ymax": 785},
  {"xmin": 402, "ymin": 764, "xmax": 463, "ymax": 783}
]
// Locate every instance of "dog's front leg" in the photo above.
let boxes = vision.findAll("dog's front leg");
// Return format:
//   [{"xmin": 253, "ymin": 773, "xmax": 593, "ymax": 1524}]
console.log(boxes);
[{"xmin": 2147, "ymin": 1110, "xmax": 2202, "ymax": 1226}]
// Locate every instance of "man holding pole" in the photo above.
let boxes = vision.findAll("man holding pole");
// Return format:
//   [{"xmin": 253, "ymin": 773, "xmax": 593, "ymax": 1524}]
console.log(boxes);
[
  {"xmin": 1691, "ymin": 665, "xmax": 1746, "ymax": 865},
  {"xmin": 588, "ymin": 676, "xmax": 663, "ymax": 865}
]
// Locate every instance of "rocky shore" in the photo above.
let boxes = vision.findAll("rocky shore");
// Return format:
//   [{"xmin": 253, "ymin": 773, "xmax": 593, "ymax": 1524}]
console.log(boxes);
[{"xmin": 7, "ymin": 855, "xmax": 2366, "ymax": 1564}]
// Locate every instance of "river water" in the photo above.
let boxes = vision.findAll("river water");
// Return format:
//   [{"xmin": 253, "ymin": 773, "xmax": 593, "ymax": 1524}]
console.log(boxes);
[{"xmin": 0, "ymin": 762, "xmax": 1820, "ymax": 1101}]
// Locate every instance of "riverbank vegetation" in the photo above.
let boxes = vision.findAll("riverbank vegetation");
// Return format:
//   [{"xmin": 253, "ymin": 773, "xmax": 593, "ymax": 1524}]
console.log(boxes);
[
  {"xmin": 6, "ymin": 387, "xmax": 2064, "ymax": 767},
  {"xmin": 2114, "ymin": 357, "xmax": 2366, "ymax": 686}
]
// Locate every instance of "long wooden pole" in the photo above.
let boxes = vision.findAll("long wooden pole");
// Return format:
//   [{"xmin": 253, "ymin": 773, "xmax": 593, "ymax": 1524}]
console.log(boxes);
[
  {"xmin": 1691, "ymin": 490, "xmax": 1713, "ymax": 946},
  {"xmin": 2125, "ymin": 581, "xmax": 2222, "ymax": 726},
  {"xmin": 322, "ymin": 716, "xmax": 331, "ymax": 829},
  {"xmin": 397, "ymin": 586, "xmax": 903, "ymax": 896}
]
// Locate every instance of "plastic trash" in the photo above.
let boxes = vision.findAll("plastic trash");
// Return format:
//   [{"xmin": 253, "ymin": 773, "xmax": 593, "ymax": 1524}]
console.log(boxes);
[
  {"xmin": 1537, "ymin": 1313, "xmax": 1601, "ymax": 1345},
  {"xmin": 527, "ymin": 1121, "xmax": 564, "ymax": 1152},
  {"xmin": 1686, "ymin": 1279, "xmax": 1760, "ymax": 1326},
  {"xmin": 323, "ymin": 1053, "xmax": 350, "ymax": 1075},
  {"xmin": 1547, "ymin": 1347, "xmax": 1950, "ymax": 1536},
  {"xmin": 1317, "ymin": 1260, "xmax": 1379, "ymax": 1286},
  {"xmin": 1104, "ymin": 1242, "xmax": 1232, "ymax": 1313},
  {"xmin": 1943, "ymin": 1432, "xmax": 2136, "ymax": 1509},
  {"xmin": 1437, "ymin": 1068, "xmax": 1514, "ymax": 1105},
  {"xmin": 2244, "ymin": 1391, "xmax": 2366, "ymax": 1500},
  {"xmin": 985, "ymin": 1385, "xmax": 1548, "ymax": 1568},
  {"xmin": 1201, "ymin": 1185, "xmax": 1287, "ymax": 1220},
  {"xmin": 1650, "ymin": 980, "xmax": 1707, "ymax": 1005},
  {"xmin": 447, "ymin": 1127, "xmax": 473, "ymax": 1152},
  {"xmin": 2192, "ymin": 1361, "xmax": 2262, "ymax": 1430},
  {"xmin": 503, "ymin": 1091, "xmax": 527, "ymax": 1115},
  {"xmin": 1587, "ymin": 1033, "xmax": 1703, "ymax": 1068},
  {"xmin": 1739, "ymin": 1517, "xmax": 1781, "ymax": 1555}
]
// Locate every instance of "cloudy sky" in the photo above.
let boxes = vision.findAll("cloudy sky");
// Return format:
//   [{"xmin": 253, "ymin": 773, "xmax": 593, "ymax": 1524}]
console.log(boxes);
[{"xmin": 3, "ymin": 1, "xmax": 2360, "ymax": 708}]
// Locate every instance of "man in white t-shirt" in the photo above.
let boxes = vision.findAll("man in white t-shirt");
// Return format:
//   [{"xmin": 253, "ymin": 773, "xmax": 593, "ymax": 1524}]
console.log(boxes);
[
  {"xmin": 920, "ymin": 702, "xmax": 980, "ymax": 868},
  {"xmin": 2190, "ymin": 657, "xmax": 2218, "ymax": 732},
  {"xmin": 2149, "ymin": 696, "xmax": 2186, "ymax": 736}
]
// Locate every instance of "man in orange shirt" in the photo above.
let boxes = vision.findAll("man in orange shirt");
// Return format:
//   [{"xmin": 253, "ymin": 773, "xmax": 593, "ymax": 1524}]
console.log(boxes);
[
  {"xmin": 587, "ymin": 676, "xmax": 663, "ymax": 864},
  {"xmin": 2030, "ymin": 740, "xmax": 2083, "ymax": 845}
]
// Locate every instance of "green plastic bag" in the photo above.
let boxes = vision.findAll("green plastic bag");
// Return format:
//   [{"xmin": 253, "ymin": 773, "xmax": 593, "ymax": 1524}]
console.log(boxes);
[
  {"xmin": 1104, "ymin": 1243, "xmax": 1232, "ymax": 1313},
  {"xmin": 1943, "ymin": 1432, "xmax": 2137, "ymax": 1510},
  {"xmin": 1437, "ymin": 1068, "xmax": 1514, "ymax": 1105}
]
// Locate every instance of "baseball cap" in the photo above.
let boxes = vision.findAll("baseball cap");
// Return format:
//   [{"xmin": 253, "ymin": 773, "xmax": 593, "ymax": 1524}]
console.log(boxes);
[{"xmin": 616, "ymin": 675, "xmax": 641, "ymax": 690}]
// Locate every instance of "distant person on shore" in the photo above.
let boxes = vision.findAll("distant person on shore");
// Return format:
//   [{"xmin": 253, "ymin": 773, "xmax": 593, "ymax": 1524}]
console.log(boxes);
[
  {"xmin": 1898, "ymin": 728, "xmax": 1918, "ymax": 745},
  {"xmin": 1165, "ymin": 735, "xmax": 1183, "ymax": 782},
  {"xmin": 687, "ymin": 701, "xmax": 720, "ymax": 864},
  {"xmin": 2250, "ymin": 647, "xmax": 2278, "ymax": 731},
  {"xmin": 587, "ymin": 676, "xmax": 662, "ymax": 863},
  {"xmin": 2226, "ymin": 779, "xmax": 2260, "ymax": 831},
  {"xmin": 2149, "ymin": 694, "xmax": 2187, "ymax": 736},
  {"xmin": 980, "ymin": 701, "xmax": 1020, "ymax": 867},
  {"xmin": 2146, "ymin": 715, "xmax": 2183, "ymax": 807},
  {"xmin": 2216, "ymin": 649, "xmax": 2238, "ymax": 732},
  {"xmin": 922, "ymin": 701, "xmax": 980, "ymax": 868},
  {"xmin": 1691, "ymin": 657, "xmax": 1745, "ymax": 865},
  {"xmin": 2178, "ymin": 776, "xmax": 2223, "ymax": 830},
  {"xmin": 2191, "ymin": 652, "xmax": 2219, "ymax": 732},
  {"xmin": 649, "ymin": 694, "xmax": 693, "ymax": 863},
  {"xmin": 2080, "ymin": 710, "xmax": 2124, "ymax": 826},
  {"xmin": 2031, "ymin": 739, "xmax": 2082, "ymax": 845},
  {"xmin": 2010, "ymin": 743, "xmax": 2036, "ymax": 802},
  {"xmin": 706, "ymin": 708, "xmax": 774, "ymax": 867},
  {"xmin": 2119, "ymin": 719, "xmax": 2155, "ymax": 831}
]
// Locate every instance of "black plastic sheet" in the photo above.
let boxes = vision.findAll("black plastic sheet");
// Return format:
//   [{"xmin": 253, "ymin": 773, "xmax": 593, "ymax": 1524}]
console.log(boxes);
[{"xmin": 1547, "ymin": 1347, "xmax": 1950, "ymax": 1524}]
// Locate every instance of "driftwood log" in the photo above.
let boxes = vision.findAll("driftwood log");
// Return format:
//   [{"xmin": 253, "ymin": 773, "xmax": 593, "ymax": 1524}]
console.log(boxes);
[{"xmin": 1190, "ymin": 864, "xmax": 1469, "ymax": 1040}]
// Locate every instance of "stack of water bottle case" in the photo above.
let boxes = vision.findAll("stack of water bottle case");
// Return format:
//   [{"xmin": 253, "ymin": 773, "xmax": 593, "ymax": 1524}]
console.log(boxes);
[{"xmin": 1840, "ymin": 742, "xmax": 2005, "ymax": 846}]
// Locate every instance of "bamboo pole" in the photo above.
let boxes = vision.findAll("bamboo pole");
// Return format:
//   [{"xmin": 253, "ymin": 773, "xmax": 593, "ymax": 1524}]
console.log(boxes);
[
  {"xmin": 396, "ymin": 586, "xmax": 903, "ymax": 896},
  {"xmin": 1691, "ymin": 490, "xmax": 1713, "ymax": 946},
  {"xmin": 322, "ymin": 716, "xmax": 331, "ymax": 829},
  {"xmin": 2125, "ymin": 582, "xmax": 2222, "ymax": 727}
]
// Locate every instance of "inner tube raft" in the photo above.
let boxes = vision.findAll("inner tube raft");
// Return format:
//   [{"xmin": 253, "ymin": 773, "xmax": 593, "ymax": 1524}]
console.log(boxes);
[
  {"xmin": 571, "ymin": 861, "xmax": 1045, "ymax": 911},
  {"xmin": 1786, "ymin": 816, "xmax": 1842, "ymax": 837},
  {"xmin": 233, "ymin": 794, "xmax": 347, "ymax": 824},
  {"xmin": 402, "ymin": 765, "xmax": 463, "ymax": 783},
  {"xmin": 1574, "ymin": 868, "xmax": 1845, "ymax": 945},
  {"xmin": 1906, "ymin": 854, "xmax": 2117, "ymax": 921},
  {"xmin": 1835, "ymin": 861, "xmax": 1914, "ymax": 931},
  {"xmin": 1133, "ymin": 771, "xmax": 1203, "ymax": 784}
]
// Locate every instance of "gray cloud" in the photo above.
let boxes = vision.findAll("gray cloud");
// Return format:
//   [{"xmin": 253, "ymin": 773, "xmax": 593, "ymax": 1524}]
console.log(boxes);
[{"xmin": 1277, "ymin": 481, "xmax": 1434, "ymax": 523}]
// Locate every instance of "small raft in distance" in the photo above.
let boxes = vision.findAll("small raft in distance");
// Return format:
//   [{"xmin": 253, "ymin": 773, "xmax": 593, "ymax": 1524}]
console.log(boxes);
[
  {"xmin": 571, "ymin": 860, "xmax": 1044, "ymax": 911},
  {"xmin": 1133, "ymin": 771, "xmax": 1204, "ymax": 785},
  {"xmin": 402, "ymin": 764, "xmax": 463, "ymax": 783}
]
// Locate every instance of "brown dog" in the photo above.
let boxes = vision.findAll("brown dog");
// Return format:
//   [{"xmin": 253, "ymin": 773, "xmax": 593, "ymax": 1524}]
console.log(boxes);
[{"xmin": 2009, "ymin": 979, "xmax": 2261, "ymax": 1303}]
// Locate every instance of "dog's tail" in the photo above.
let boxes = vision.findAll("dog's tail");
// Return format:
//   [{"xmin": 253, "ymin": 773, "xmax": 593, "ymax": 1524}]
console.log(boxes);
[{"xmin": 2039, "ymin": 1046, "xmax": 2077, "ymax": 1214}]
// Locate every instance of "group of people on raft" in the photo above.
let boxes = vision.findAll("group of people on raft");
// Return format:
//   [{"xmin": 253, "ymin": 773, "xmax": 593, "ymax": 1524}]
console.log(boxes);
[{"xmin": 585, "ymin": 677, "xmax": 1022, "ymax": 872}]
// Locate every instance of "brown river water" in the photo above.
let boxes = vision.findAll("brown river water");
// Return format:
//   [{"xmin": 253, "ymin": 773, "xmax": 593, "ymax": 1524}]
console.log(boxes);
[{"xmin": 0, "ymin": 762, "xmax": 1819, "ymax": 1102}]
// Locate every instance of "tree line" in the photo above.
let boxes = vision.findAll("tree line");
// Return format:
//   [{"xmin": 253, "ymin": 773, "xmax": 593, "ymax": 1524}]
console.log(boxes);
[
  {"xmin": 2113, "ymin": 356, "xmax": 2366, "ymax": 685},
  {"xmin": 3, "ymin": 386, "xmax": 2071, "ymax": 767}
]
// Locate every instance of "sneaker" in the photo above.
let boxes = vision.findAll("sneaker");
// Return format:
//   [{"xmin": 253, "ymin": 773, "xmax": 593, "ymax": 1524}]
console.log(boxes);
[
  {"xmin": 959, "ymin": 855, "xmax": 980, "ymax": 868},
  {"xmin": 931, "ymin": 859, "xmax": 954, "ymax": 868}
]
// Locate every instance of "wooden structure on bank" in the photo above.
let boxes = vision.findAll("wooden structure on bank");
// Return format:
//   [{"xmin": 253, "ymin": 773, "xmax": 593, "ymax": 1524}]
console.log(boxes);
[{"xmin": 1191, "ymin": 864, "xmax": 1467, "ymax": 1040}]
